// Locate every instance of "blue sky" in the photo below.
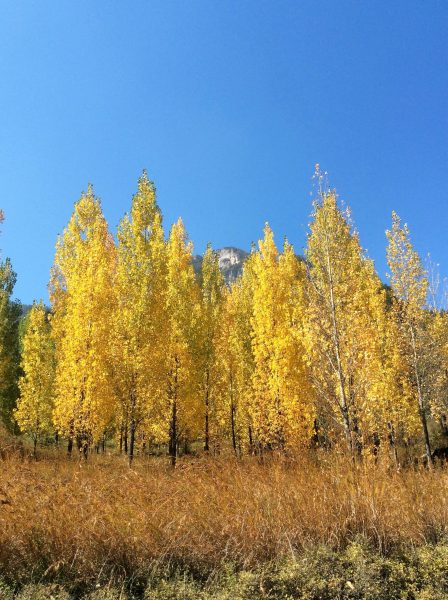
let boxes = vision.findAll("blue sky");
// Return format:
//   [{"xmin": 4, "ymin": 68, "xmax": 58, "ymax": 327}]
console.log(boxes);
[{"xmin": 0, "ymin": 1, "xmax": 447, "ymax": 304}]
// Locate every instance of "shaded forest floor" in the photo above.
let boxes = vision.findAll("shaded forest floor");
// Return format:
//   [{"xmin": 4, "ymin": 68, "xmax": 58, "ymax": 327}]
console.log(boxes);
[{"xmin": 2, "ymin": 450, "xmax": 448, "ymax": 598}]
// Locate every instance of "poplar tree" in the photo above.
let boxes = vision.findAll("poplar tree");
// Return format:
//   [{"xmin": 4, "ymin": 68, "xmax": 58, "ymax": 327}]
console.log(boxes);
[
  {"xmin": 215, "ymin": 256, "xmax": 256, "ymax": 454},
  {"xmin": 165, "ymin": 219, "xmax": 201, "ymax": 466},
  {"xmin": 250, "ymin": 225, "xmax": 314, "ymax": 449},
  {"xmin": 430, "ymin": 311, "xmax": 448, "ymax": 434},
  {"xmin": 386, "ymin": 212, "xmax": 433, "ymax": 464},
  {"xmin": 198, "ymin": 243, "xmax": 224, "ymax": 451},
  {"xmin": 113, "ymin": 172, "xmax": 167, "ymax": 465},
  {"xmin": 363, "ymin": 283, "xmax": 420, "ymax": 463},
  {"xmin": 51, "ymin": 186, "xmax": 116, "ymax": 455},
  {"xmin": 15, "ymin": 302, "xmax": 55, "ymax": 456},
  {"xmin": 304, "ymin": 170, "xmax": 384, "ymax": 453}
]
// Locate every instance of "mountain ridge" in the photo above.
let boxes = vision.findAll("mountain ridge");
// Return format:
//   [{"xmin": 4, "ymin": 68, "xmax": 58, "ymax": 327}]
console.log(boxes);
[
  {"xmin": 193, "ymin": 246, "xmax": 249, "ymax": 284},
  {"xmin": 19, "ymin": 247, "xmax": 250, "ymax": 311}
]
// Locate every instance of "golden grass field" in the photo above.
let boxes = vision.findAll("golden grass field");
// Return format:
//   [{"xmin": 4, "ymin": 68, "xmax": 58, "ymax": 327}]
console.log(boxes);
[{"xmin": 2, "ymin": 449, "xmax": 448, "ymax": 595}]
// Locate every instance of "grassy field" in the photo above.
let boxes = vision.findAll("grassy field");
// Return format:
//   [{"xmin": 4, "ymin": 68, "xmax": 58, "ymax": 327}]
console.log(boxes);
[{"xmin": 2, "ymin": 450, "xmax": 448, "ymax": 598}]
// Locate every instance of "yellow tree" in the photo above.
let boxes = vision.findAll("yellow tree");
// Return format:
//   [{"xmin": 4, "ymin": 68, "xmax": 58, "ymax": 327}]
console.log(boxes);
[
  {"xmin": 164, "ymin": 218, "xmax": 201, "ymax": 466},
  {"xmin": 250, "ymin": 225, "xmax": 314, "ymax": 449},
  {"xmin": 365, "ymin": 290, "xmax": 420, "ymax": 463},
  {"xmin": 15, "ymin": 302, "xmax": 55, "ymax": 456},
  {"xmin": 430, "ymin": 310, "xmax": 448, "ymax": 437},
  {"xmin": 198, "ymin": 243, "xmax": 225, "ymax": 451},
  {"xmin": 113, "ymin": 172, "xmax": 167, "ymax": 465},
  {"xmin": 304, "ymin": 170, "xmax": 385, "ymax": 453},
  {"xmin": 215, "ymin": 255, "xmax": 256, "ymax": 454},
  {"xmin": 50, "ymin": 186, "xmax": 116, "ymax": 455},
  {"xmin": 419, "ymin": 258, "xmax": 448, "ymax": 444},
  {"xmin": 386, "ymin": 212, "xmax": 432, "ymax": 463}
]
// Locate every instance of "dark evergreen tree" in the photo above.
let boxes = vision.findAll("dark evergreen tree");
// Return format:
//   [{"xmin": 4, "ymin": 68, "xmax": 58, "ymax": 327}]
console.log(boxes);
[{"xmin": 0, "ymin": 258, "xmax": 22, "ymax": 432}]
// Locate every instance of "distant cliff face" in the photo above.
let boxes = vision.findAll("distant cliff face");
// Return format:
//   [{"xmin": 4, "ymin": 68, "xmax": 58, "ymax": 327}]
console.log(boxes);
[
  {"xmin": 21, "ymin": 248, "xmax": 249, "ymax": 313},
  {"xmin": 193, "ymin": 247, "xmax": 249, "ymax": 284}
]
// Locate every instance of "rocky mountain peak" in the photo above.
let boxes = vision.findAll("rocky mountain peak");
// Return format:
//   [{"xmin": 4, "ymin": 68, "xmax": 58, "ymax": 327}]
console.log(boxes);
[{"xmin": 193, "ymin": 247, "xmax": 249, "ymax": 284}]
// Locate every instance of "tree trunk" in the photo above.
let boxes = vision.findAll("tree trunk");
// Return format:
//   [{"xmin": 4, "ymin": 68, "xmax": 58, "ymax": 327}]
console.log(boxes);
[
  {"xmin": 440, "ymin": 415, "xmax": 448, "ymax": 438},
  {"xmin": 129, "ymin": 419, "xmax": 136, "ymax": 467},
  {"xmin": 410, "ymin": 323, "xmax": 432, "ymax": 466},
  {"xmin": 229, "ymin": 371, "xmax": 237, "ymax": 456},
  {"xmin": 204, "ymin": 370, "xmax": 210, "ymax": 452},
  {"xmin": 388, "ymin": 422, "xmax": 399, "ymax": 467},
  {"xmin": 324, "ymin": 228, "xmax": 352, "ymax": 452},
  {"xmin": 169, "ymin": 399, "xmax": 177, "ymax": 467},
  {"xmin": 311, "ymin": 419, "xmax": 320, "ymax": 449},
  {"xmin": 231, "ymin": 403, "xmax": 237, "ymax": 456},
  {"xmin": 169, "ymin": 358, "xmax": 179, "ymax": 468},
  {"xmin": 81, "ymin": 436, "xmax": 89, "ymax": 460},
  {"xmin": 128, "ymin": 391, "xmax": 137, "ymax": 467},
  {"xmin": 67, "ymin": 421, "xmax": 74, "ymax": 457},
  {"xmin": 248, "ymin": 424, "xmax": 254, "ymax": 455},
  {"xmin": 275, "ymin": 392, "xmax": 285, "ymax": 450}
]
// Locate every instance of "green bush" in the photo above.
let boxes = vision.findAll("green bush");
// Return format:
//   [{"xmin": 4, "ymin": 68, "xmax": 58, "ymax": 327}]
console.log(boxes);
[
  {"xmin": 0, "ymin": 580, "xmax": 14, "ymax": 600},
  {"xmin": 16, "ymin": 584, "xmax": 71, "ymax": 600},
  {"xmin": 144, "ymin": 578, "xmax": 203, "ymax": 600},
  {"xmin": 83, "ymin": 588, "xmax": 126, "ymax": 600},
  {"xmin": 5, "ymin": 542, "xmax": 448, "ymax": 599}
]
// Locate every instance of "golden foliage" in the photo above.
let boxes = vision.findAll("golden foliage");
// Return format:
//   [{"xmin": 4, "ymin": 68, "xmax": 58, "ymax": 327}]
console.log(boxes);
[
  {"xmin": 50, "ymin": 187, "xmax": 116, "ymax": 444},
  {"xmin": 15, "ymin": 302, "xmax": 55, "ymax": 449},
  {"xmin": 16, "ymin": 169, "xmax": 445, "ymax": 460}
]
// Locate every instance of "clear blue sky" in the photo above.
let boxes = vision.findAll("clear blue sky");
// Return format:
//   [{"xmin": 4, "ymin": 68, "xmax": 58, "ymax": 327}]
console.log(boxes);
[{"xmin": 1, "ymin": 1, "xmax": 447, "ymax": 304}]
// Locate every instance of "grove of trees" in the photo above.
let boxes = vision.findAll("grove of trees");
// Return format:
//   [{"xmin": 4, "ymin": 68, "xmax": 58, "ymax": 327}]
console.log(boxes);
[{"xmin": 9, "ymin": 167, "xmax": 448, "ymax": 466}]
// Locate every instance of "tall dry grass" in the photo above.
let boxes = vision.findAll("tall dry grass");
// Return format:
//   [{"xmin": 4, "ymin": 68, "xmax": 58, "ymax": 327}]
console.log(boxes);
[{"xmin": 1, "ymin": 451, "xmax": 448, "ymax": 589}]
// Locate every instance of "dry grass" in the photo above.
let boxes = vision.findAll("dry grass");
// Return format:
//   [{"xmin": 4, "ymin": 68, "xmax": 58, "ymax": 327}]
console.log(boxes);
[{"xmin": 1, "ymin": 450, "xmax": 448, "ymax": 590}]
